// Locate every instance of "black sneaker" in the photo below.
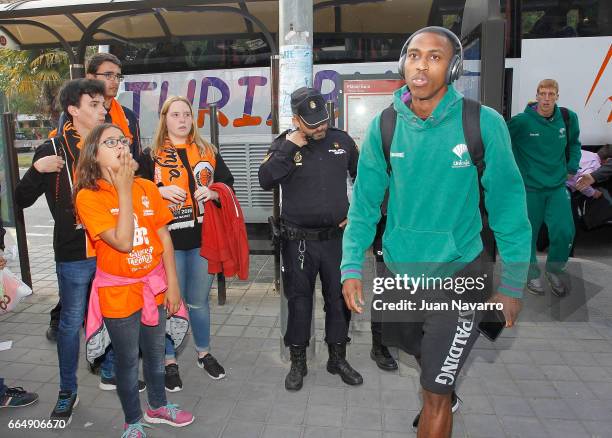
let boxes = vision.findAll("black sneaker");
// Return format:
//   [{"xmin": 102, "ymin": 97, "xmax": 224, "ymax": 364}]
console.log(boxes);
[
  {"xmin": 0, "ymin": 386, "xmax": 39, "ymax": 408},
  {"xmin": 50, "ymin": 390, "xmax": 79, "ymax": 425},
  {"xmin": 412, "ymin": 391, "xmax": 461, "ymax": 431},
  {"xmin": 165, "ymin": 364, "xmax": 183, "ymax": 392},
  {"xmin": 46, "ymin": 323, "xmax": 58, "ymax": 342},
  {"xmin": 197, "ymin": 354, "xmax": 226, "ymax": 380},
  {"xmin": 99, "ymin": 376, "xmax": 146, "ymax": 393}
]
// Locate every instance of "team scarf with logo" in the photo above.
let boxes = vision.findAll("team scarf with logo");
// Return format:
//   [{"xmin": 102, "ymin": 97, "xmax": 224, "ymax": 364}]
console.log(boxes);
[
  {"xmin": 56, "ymin": 118, "xmax": 83, "ymax": 193},
  {"xmin": 153, "ymin": 138, "xmax": 216, "ymax": 230},
  {"xmin": 107, "ymin": 98, "xmax": 133, "ymax": 141}
]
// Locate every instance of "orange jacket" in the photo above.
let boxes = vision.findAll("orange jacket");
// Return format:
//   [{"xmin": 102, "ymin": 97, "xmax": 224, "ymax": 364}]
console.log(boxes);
[{"xmin": 201, "ymin": 183, "xmax": 249, "ymax": 280}]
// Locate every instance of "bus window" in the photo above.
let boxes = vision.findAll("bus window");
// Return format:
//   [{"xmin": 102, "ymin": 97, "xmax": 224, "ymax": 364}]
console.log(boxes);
[{"xmin": 521, "ymin": 0, "xmax": 611, "ymax": 39}]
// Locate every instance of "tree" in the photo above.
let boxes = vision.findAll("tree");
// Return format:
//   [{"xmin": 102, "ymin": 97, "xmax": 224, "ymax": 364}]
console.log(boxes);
[{"xmin": 0, "ymin": 48, "xmax": 69, "ymax": 118}]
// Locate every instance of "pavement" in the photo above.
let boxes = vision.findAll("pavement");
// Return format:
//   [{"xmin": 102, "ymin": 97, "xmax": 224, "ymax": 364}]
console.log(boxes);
[{"xmin": 1, "ymin": 194, "xmax": 612, "ymax": 437}]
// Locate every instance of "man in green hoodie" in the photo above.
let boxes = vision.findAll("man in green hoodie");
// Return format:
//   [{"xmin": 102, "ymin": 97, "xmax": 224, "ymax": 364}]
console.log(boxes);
[
  {"xmin": 507, "ymin": 79, "xmax": 581, "ymax": 297},
  {"xmin": 341, "ymin": 27, "xmax": 531, "ymax": 438}
]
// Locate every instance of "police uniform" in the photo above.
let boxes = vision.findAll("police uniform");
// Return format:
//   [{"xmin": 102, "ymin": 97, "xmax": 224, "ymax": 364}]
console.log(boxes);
[{"xmin": 259, "ymin": 87, "xmax": 362, "ymax": 390}]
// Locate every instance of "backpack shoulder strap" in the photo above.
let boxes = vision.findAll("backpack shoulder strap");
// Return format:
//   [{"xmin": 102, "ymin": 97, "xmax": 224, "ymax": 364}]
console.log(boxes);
[
  {"xmin": 462, "ymin": 98, "xmax": 497, "ymax": 262},
  {"xmin": 380, "ymin": 104, "xmax": 397, "ymax": 175},
  {"xmin": 462, "ymin": 97, "xmax": 484, "ymax": 178},
  {"xmin": 560, "ymin": 107, "xmax": 570, "ymax": 163}
]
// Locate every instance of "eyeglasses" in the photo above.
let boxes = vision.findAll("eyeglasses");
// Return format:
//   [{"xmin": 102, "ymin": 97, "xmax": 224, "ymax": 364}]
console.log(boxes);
[
  {"xmin": 100, "ymin": 137, "xmax": 131, "ymax": 148},
  {"xmin": 95, "ymin": 72, "xmax": 124, "ymax": 82}
]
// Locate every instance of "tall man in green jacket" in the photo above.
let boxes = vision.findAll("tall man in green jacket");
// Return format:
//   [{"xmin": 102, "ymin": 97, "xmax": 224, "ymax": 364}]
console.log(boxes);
[
  {"xmin": 341, "ymin": 27, "xmax": 531, "ymax": 438},
  {"xmin": 507, "ymin": 79, "xmax": 581, "ymax": 297}
]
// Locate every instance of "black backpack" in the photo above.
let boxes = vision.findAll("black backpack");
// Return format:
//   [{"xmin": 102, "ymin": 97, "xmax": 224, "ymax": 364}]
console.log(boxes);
[{"xmin": 378, "ymin": 98, "xmax": 496, "ymax": 262}]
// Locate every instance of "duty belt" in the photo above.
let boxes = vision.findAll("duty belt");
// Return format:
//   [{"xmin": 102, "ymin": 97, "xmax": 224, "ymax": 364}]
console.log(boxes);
[{"xmin": 279, "ymin": 222, "xmax": 343, "ymax": 241}]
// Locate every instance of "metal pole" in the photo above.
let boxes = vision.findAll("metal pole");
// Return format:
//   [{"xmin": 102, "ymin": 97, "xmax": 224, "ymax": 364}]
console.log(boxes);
[
  {"xmin": 208, "ymin": 103, "xmax": 226, "ymax": 305},
  {"xmin": 326, "ymin": 101, "xmax": 335, "ymax": 127},
  {"xmin": 209, "ymin": 103, "xmax": 220, "ymax": 149},
  {"xmin": 279, "ymin": 0, "xmax": 315, "ymax": 360},
  {"xmin": 2, "ymin": 113, "xmax": 31, "ymax": 287},
  {"xmin": 69, "ymin": 64, "xmax": 85, "ymax": 79},
  {"xmin": 270, "ymin": 55, "xmax": 281, "ymax": 295}
]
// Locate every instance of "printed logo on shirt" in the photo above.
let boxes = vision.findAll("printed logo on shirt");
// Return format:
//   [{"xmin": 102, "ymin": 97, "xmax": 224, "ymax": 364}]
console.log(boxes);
[
  {"xmin": 559, "ymin": 127, "xmax": 566, "ymax": 139},
  {"xmin": 127, "ymin": 214, "xmax": 154, "ymax": 271},
  {"xmin": 143, "ymin": 209, "xmax": 155, "ymax": 216},
  {"xmin": 529, "ymin": 132, "xmax": 540, "ymax": 137},
  {"xmin": 110, "ymin": 208, "xmax": 119, "ymax": 215},
  {"xmin": 328, "ymin": 148, "xmax": 346, "ymax": 155},
  {"xmin": 451, "ymin": 144, "xmax": 471, "ymax": 169},
  {"xmin": 294, "ymin": 151, "xmax": 303, "ymax": 165},
  {"xmin": 390, "ymin": 152, "xmax": 404, "ymax": 158},
  {"xmin": 141, "ymin": 195, "xmax": 150, "ymax": 209}
]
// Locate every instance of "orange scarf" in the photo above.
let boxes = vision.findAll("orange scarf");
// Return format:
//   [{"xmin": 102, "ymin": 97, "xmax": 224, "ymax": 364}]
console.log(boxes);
[
  {"xmin": 108, "ymin": 98, "xmax": 133, "ymax": 141},
  {"xmin": 154, "ymin": 138, "xmax": 216, "ymax": 230}
]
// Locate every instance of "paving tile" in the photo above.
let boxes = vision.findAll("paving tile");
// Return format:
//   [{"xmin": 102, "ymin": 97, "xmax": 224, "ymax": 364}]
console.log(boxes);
[
  {"xmin": 539, "ymin": 365, "xmax": 580, "ymax": 381},
  {"xmin": 458, "ymin": 394, "xmax": 495, "ymax": 415},
  {"xmin": 380, "ymin": 389, "xmax": 420, "ymax": 411},
  {"xmin": 267, "ymin": 402, "xmax": 307, "ymax": 426},
  {"xmin": 551, "ymin": 380, "xmax": 597, "ymax": 400},
  {"xmin": 506, "ymin": 363, "xmax": 547, "ymax": 380},
  {"xmin": 222, "ymin": 420, "xmax": 263, "ymax": 438},
  {"xmin": 462, "ymin": 414, "xmax": 505, "ymax": 438},
  {"xmin": 309, "ymin": 386, "xmax": 346, "ymax": 406},
  {"xmin": 566, "ymin": 398, "xmax": 612, "ymax": 421},
  {"xmin": 528, "ymin": 350, "xmax": 566, "ymax": 365},
  {"xmin": 500, "ymin": 415, "xmax": 549, "ymax": 438},
  {"xmin": 584, "ymin": 381, "xmax": 612, "ymax": 399},
  {"xmin": 582, "ymin": 420, "xmax": 612, "ymax": 438},
  {"xmin": 231, "ymin": 400, "xmax": 271, "ymax": 422},
  {"xmin": 303, "ymin": 426, "xmax": 343, "ymax": 438},
  {"xmin": 483, "ymin": 379, "xmax": 522, "ymax": 397},
  {"xmin": 528, "ymin": 397, "xmax": 576, "ymax": 420},
  {"xmin": 516, "ymin": 380, "xmax": 559, "ymax": 399},
  {"xmin": 490, "ymin": 395, "xmax": 535, "ymax": 417},
  {"xmin": 571, "ymin": 365, "xmax": 611, "ymax": 382},
  {"xmin": 305, "ymin": 404, "xmax": 343, "ymax": 427},
  {"xmin": 217, "ymin": 325, "xmax": 246, "ymax": 337},
  {"xmin": 261, "ymin": 424, "xmax": 302, "ymax": 438},
  {"xmin": 541, "ymin": 419, "xmax": 589, "ymax": 437},
  {"xmin": 343, "ymin": 406, "xmax": 383, "ymax": 430},
  {"xmin": 382, "ymin": 409, "xmax": 418, "ymax": 432},
  {"xmin": 342, "ymin": 429, "xmax": 382, "ymax": 438}
]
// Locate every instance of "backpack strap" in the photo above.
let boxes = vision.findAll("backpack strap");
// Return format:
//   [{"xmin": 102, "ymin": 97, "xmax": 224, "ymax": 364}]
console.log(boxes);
[
  {"xmin": 462, "ymin": 97, "xmax": 496, "ymax": 262},
  {"xmin": 380, "ymin": 104, "xmax": 397, "ymax": 175},
  {"xmin": 560, "ymin": 107, "xmax": 570, "ymax": 163},
  {"xmin": 463, "ymin": 98, "xmax": 484, "ymax": 178}
]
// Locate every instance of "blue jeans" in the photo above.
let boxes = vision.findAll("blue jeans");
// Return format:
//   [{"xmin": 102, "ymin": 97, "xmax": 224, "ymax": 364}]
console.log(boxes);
[
  {"xmin": 105, "ymin": 306, "xmax": 167, "ymax": 424},
  {"xmin": 165, "ymin": 248, "xmax": 214, "ymax": 359},
  {"xmin": 56, "ymin": 258, "xmax": 113, "ymax": 392}
]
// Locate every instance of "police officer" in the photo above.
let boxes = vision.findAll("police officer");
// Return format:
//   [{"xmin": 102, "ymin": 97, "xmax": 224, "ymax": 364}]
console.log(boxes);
[{"xmin": 259, "ymin": 87, "xmax": 362, "ymax": 391}]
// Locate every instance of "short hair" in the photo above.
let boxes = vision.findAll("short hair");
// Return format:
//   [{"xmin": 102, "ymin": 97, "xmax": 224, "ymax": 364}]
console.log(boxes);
[
  {"xmin": 537, "ymin": 79, "xmax": 559, "ymax": 94},
  {"xmin": 86, "ymin": 53, "xmax": 122, "ymax": 75},
  {"xmin": 597, "ymin": 144, "xmax": 612, "ymax": 162},
  {"xmin": 59, "ymin": 79, "xmax": 106, "ymax": 114}
]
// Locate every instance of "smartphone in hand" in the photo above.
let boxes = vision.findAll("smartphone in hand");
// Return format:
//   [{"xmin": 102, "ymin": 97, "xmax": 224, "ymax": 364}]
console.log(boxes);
[{"xmin": 478, "ymin": 309, "xmax": 505, "ymax": 342}]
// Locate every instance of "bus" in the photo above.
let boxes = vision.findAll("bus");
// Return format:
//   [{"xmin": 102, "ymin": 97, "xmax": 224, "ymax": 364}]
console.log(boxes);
[
  {"xmin": 111, "ymin": 0, "xmax": 610, "ymax": 144},
  {"xmin": 105, "ymin": 0, "xmax": 611, "ymax": 224}
]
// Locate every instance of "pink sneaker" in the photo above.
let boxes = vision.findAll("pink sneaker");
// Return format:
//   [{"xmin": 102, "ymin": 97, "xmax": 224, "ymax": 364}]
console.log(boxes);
[
  {"xmin": 144, "ymin": 403, "xmax": 194, "ymax": 427},
  {"xmin": 122, "ymin": 422, "xmax": 150, "ymax": 438}
]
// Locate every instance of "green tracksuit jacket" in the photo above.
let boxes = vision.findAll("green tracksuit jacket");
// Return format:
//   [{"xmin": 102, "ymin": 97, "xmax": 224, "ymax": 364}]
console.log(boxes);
[
  {"xmin": 340, "ymin": 85, "xmax": 532, "ymax": 298},
  {"xmin": 507, "ymin": 103, "xmax": 581, "ymax": 190}
]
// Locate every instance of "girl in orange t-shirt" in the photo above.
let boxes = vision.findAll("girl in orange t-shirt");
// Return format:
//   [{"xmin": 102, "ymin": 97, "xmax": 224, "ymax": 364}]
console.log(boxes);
[{"xmin": 74, "ymin": 123, "xmax": 194, "ymax": 437}]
